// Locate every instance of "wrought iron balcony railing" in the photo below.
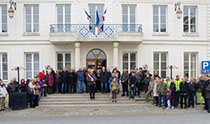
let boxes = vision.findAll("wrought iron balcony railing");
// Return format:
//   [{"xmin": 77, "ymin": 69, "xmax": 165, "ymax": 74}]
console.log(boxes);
[{"xmin": 50, "ymin": 24, "xmax": 142, "ymax": 38}]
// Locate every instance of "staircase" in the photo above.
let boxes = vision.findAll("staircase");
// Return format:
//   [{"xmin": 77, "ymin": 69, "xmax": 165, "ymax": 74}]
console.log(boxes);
[{"xmin": 39, "ymin": 93, "xmax": 149, "ymax": 107}]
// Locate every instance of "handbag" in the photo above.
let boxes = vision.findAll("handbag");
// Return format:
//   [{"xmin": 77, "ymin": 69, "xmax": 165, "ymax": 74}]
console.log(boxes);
[{"xmin": 111, "ymin": 85, "xmax": 117, "ymax": 92}]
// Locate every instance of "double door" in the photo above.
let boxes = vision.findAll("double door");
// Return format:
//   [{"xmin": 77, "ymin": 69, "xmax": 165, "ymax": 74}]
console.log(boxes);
[{"xmin": 86, "ymin": 59, "xmax": 106, "ymax": 71}]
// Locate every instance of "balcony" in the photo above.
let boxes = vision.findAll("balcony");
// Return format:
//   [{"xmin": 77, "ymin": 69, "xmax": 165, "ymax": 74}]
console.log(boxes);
[{"xmin": 49, "ymin": 24, "xmax": 143, "ymax": 44}]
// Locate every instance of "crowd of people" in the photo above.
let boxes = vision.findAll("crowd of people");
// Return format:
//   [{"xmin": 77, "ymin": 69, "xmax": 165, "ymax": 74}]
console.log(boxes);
[{"xmin": 0, "ymin": 66, "xmax": 210, "ymax": 113}]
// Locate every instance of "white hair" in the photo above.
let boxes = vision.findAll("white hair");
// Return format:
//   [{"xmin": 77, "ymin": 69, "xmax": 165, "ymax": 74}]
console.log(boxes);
[{"xmin": 48, "ymin": 70, "xmax": 52, "ymax": 75}]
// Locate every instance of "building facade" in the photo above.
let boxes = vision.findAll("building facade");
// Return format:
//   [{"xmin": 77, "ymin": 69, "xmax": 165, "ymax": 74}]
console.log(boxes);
[{"xmin": 0, "ymin": 0, "xmax": 210, "ymax": 82}]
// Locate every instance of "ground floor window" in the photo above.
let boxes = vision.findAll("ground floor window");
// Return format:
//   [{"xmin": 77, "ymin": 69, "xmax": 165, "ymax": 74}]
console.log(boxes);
[
  {"xmin": 25, "ymin": 53, "xmax": 39, "ymax": 79},
  {"xmin": 57, "ymin": 53, "xmax": 71, "ymax": 70},
  {"xmin": 153, "ymin": 52, "xmax": 167, "ymax": 78},
  {"xmin": 122, "ymin": 52, "xmax": 136, "ymax": 72},
  {"xmin": 0, "ymin": 53, "xmax": 8, "ymax": 80},
  {"xmin": 184, "ymin": 52, "xmax": 197, "ymax": 78}
]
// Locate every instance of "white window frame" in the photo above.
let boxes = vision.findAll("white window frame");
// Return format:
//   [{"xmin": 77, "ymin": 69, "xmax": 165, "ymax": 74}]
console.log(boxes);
[
  {"xmin": 56, "ymin": 5, "xmax": 71, "ymax": 24},
  {"xmin": 56, "ymin": 5, "xmax": 71, "ymax": 32},
  {"xmin": 122, "ymin": 5, "xmax": 136, "ymax": 32},
  {"xmin": 122, "ymin": 52, "xmax": 137, "ymax": 72},
  {"xmin": 153, "ymin": 52, "xmax": 168, "ymax": 78},
  {"xmin": 153, "ymin": 5, "xmax": 167, "ymax": 33},
  {"xmin": 184, "ymin": 52, "xmax": 197, "ymax": 79},
  {"xmin": 183, "ymin": 6, "xmax": 197, "ymax": 33},
  {"xmin": 25, "ymin": 53, "xmax": 39, "ymax": 79},
  {"xmin": 89, "ymin": 4, "xmax": 104, "ymax": 24},
  {"xmin": 56, "ymin": 52, "xmax": 71, "ymax": 70},
  {"xmin": 24, "ymin": 5, "xmax": 39, "ymax": 33},
  {"xmin": 0, "ymin": 5, "xmax": 7, "ymax": 33},
  {"xmin": 0, "ymin": 53, "xmax": 8, "ymax": 81}
]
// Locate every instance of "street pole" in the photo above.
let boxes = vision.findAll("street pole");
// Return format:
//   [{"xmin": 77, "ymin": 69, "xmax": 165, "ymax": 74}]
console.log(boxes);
[
  {"xmin": 170, "ymin": 65, "xmax": 172, "ymax": 79},
  {"xmin": 12, "ymin": 66, "xmax": 25, "ymax": 92},
  {"xmin": 17, "ymin": 66, "xmax": 20, "ymax": 84}
]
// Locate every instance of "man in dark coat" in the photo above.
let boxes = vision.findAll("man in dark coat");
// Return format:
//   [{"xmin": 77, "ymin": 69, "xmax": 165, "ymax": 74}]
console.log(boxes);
[
  {"xmin": 13, "ymin": 77, "xmax": 19, "ymax": 92},
  {"xmin": 7, "ymin": 80, "xmax": 17, "ymax": 108},
  {"xmin": 95, "ymin": 69, "xmax": 101, "ymax": 92},
  {"xmin": 69, "ymin": 69, "xmax": 76, "ymax": 93},
  {"xmin": 107, "ymin": 69, "xmax": 112, "ymax": 93},
  {"xmin": 135, "ymin": 67, "xmax": 145, "ymax": 97},
  {"xmin": 121, "ymin": 69, "xmax": 129, "ymax": 97},
  {"xmin": 205, "ymin": 79, "xmax": 210, "ymax": 113},
  {"xmin": 203, "ymin": 75, "xmax": 209, "ymax": 110},
  {"xmin": 188, "ymin": 77, "xmax": 196, "ymax": 108},
  {"xmin": 60, "ymin": 68, "xmax": 69, "ymax": 93},
  {"xmin": 179, "ymin": 78, "xmax": 189, "ymax": 109},
  {"xmin": 100, "ymin": 67, "xmax": 108, "ymax": 94}
]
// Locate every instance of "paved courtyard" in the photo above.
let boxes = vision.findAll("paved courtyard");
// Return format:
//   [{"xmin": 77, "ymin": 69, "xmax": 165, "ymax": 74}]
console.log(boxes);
[
  {"xmin": 0, "ymin": 101, "xmax": 207, "ymax": 117},
  {"xmin": 0, "ymin": 93, "xmax": 209, "ymax": 124},
  {"xmin": 0, "ymin": 112, "xmax": 210, "ymax": 124}
]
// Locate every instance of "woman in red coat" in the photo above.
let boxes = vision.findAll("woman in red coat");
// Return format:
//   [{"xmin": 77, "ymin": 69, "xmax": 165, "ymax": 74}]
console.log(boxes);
[{"xmin": 47, "ymin": 70, "xmax": 54, "ymax": 94}]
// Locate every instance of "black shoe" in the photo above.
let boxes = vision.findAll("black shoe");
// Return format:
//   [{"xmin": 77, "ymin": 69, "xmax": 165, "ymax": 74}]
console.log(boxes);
[{"xmin": 121, "ymin": 94, "xmax": 125, "ymax": 97}]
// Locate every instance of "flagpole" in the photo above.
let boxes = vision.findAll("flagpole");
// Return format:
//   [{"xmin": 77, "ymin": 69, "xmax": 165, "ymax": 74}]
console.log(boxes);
[{"xmin": 83, "ymin": 9, "xmax": 97, "ymax": 27}]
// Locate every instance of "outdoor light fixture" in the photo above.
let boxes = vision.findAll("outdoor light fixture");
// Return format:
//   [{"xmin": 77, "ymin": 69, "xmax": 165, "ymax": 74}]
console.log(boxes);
[
  {"xmin": 175, "ymin": 1, "xmax": 182, "ymax": 19},
  {"xmin": 167, "ymin": 65, "xmax": 178, "ymax": 79},
  {"xmin": 8, "ymin": 0, "xmax": 16, "ymax": 19}
]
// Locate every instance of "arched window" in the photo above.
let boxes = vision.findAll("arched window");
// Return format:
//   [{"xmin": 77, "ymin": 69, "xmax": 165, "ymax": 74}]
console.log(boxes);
[{"xmin": 87, "ymin": 49, "xmax": 106, "ymax": 59}]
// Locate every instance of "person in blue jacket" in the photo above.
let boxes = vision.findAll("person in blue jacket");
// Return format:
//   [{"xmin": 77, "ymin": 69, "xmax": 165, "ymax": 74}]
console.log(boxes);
[
  {"xmin": 76, "ymin": 67, "xmax": 85, "ymax": 93},
  {"xmin": 108, "ymin": 73, "xmax": 119, "ymax": 84}
]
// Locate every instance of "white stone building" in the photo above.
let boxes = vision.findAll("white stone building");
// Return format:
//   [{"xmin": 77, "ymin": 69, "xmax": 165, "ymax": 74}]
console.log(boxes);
[{"xmin": 0, "ymin": 0, "xmax": 210, "ymax": 82}]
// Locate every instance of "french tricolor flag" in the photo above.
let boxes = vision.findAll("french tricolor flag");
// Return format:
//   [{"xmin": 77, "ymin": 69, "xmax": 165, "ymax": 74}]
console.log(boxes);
[{"xmin": 95, "ymin": 27, "xmax": 100, "ymax": 35}]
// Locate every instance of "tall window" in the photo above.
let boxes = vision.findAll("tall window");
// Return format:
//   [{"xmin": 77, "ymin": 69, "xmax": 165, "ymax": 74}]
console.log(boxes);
[
  {"xmin": 122, "ymin": 52, "xmax": 136, "ymax": 72},
  {"xmin": 183, "ymin": 7, "xmax": 197, "ymax": 33},
  {"xmin": 89, "ymin": 5, "xmax": 104, "ymax": 31},
  {"xmin": 153, "ymin": 6, "xmax": 167, "ymax": 32},
  {"xmin": 25, "ymin": 5, "xmax": 39, "ymax": 33},
  {"xmin": 57, "ymin": 53, "xmax": 71, "ymax": 70},
  {"xmin": 184, "ymin": 53, "xmax": 197, "ymax": 78},
  {"xmin": 25, "ymin": 53, "xmax": 39, "ymax": 79},
  {"xmin": 0, "ymin": 53, "xmax": 8, "ymax": 80},
  {"xmin": 0, "ymin": 5, "xmax": 7, "ymax": 33},
  {"xmin": 153, "ymin": 52, "xmax": 167, "ymax": 78},
  {"xmin": 57, "ymin": 5, "xmax": 71, "ymax": 32},
  {"xmin": 122, "ymin": 5, "xmax": 136, "ymax": 32}
]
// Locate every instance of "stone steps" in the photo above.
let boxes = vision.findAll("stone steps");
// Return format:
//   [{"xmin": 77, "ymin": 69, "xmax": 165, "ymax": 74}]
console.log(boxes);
[
  {"xmin": 39, "ymin": 101, "xmax": 137, "ymax": 105},
  {"xmin": 39, "ymin": 93, "xmax": 151, "ymax": 107},
  {"xmin": 38, "ymin": 104, "xmax": 142, "ymax": 107}
]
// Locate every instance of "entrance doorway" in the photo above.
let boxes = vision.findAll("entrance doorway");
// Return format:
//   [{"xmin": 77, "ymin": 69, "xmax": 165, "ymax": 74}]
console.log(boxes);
[{"xmin": 86, "ymin": 49, "xmax": 106, "ymax": 71}]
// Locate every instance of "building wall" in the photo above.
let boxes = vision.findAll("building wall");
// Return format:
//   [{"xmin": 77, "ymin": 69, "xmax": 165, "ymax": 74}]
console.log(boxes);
[
  {"xmin": 0, "ymin": 0, "xmax": 209, "ymax": 41},
  {"xmin": 0, "ymin": 0, "xmax": 209, "ymax": 82}
]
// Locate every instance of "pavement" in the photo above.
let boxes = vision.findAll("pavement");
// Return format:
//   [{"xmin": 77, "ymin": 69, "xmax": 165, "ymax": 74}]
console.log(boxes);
[
  {"xmin": 0, "ymin": 114, "xmax": 210, "ymax": 124},
  {"xmin": 0, "ymin": 93, "xmax": 209, "ymax": 124}
]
